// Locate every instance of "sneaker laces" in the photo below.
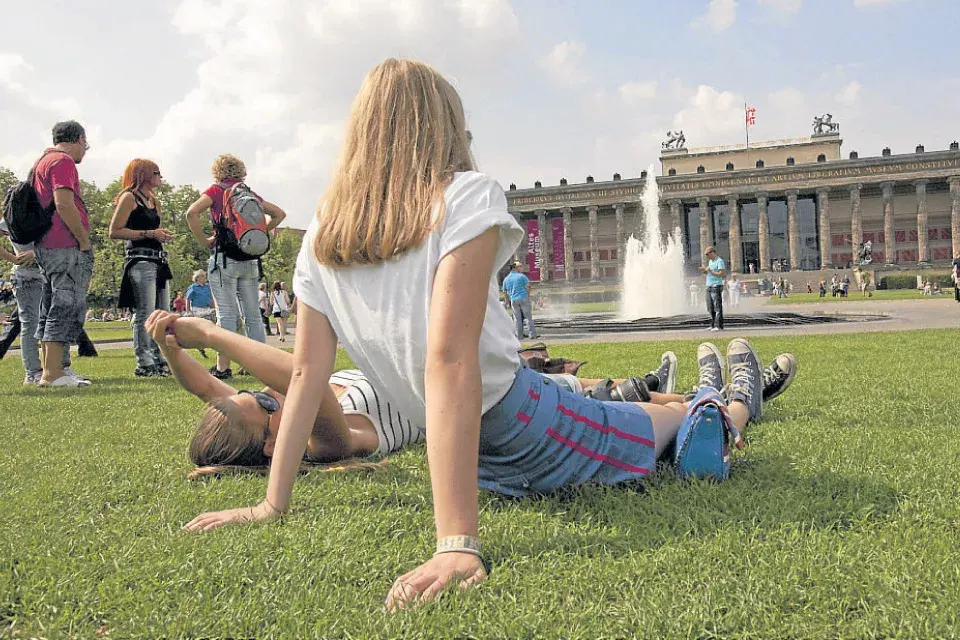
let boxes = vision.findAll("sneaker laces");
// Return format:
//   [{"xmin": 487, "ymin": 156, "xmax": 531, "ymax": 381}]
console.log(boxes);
[
  {"xmin": 698, "ymin": 362, "xmax": 721, "ymax": 390},
  {"xmin": 729, "ymin": 361, "xmax": 755, "ymax": 396},
  {"xmin": 761, "ymin": 364, "xmax": 781, "ymax": 389}
]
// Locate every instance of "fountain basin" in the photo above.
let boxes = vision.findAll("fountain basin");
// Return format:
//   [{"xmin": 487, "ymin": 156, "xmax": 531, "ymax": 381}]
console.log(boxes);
[{"xmin": 535, "ymin": 311, "xmax": 887, "ymax": 334}]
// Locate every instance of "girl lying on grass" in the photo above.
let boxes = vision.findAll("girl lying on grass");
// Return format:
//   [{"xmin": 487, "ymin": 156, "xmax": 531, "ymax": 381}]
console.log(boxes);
[
  {"xmin": 182, "ymin": 59, "xmax": 792, "ymax": 610},
  {"xmin": 148, "ymin": 309, "xmax": 776, "ymax": 472}
]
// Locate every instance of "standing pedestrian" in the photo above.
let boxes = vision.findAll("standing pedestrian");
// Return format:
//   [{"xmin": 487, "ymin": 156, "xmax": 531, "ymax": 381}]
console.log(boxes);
[
  {"xmin": 184, "ymin": 154, "xmax": 286, "ymax": 379},
  {"xmin": 172, "ymin": 291, "xmax": 187, "ymax": 314},
  {"xmin": 700, "ymin": 246, "xmax": 725, "ymax": 331},
  {"xmin": 109, "ymin": 159, "xmax": 174, "ymax": 377},
  {"xmin": 953, "ymin": 252, "xmax": 960, "ymax": 303},
  {"xmin": 501, "ymin": 261, "xmax": 537, "ymax": 339},
  {"xmin": 30, "ymin": 121, "xmax": 95, "ymax": 387}
]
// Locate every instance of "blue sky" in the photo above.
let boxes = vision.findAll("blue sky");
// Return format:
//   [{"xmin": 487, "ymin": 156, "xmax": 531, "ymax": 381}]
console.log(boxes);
[{"xmin": 1, "ymin": 0, "xmax": 955, "ymax": 228}]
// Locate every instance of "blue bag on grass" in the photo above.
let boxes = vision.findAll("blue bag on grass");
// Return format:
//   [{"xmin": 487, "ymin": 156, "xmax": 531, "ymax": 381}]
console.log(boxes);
[{"xmin": 674, "ymin": 387, "xmax": 743, "ymax": 480}]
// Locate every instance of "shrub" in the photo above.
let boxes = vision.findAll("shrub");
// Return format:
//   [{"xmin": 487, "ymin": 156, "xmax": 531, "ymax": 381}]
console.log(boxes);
[{"xmin": 879, "ymin": 273, "xmax": 953, "ymax": 290}]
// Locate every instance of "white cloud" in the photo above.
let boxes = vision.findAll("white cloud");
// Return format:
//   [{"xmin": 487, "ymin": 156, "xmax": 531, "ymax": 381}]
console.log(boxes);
[
  {"xmin": 540, "ymin": 41, "xmax": 587, "ymax": 87},
  {"xmin": 758, "ymin": 0, "xmax": 802, "ymax": 15},
  {"xmin": 690, "ymin": 0, "xmax": 738, "ymax": 32},
  {"xmin": 619, "ymin": 81, "xmax": 658, "ymax": 106},
  {"xmin": 853, "ymin": 0, "xmax": 909, "ymax": 6},
  {"xmin": 835, "ymin": 81, "xmax": 862, "ymax": 106},
  {"xmin": 673, "ymin": 85, "xmax": 744, "ymax": 141}
]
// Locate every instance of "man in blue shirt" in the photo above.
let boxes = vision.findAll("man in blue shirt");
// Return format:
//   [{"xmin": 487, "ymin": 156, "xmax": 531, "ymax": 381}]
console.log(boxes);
[
  {"xmin": 700, "ymin": 246, "xmax": 726, "ymax": 331},
  {"xmin": 502, "ymin": 261, "xmax": 538, "ymax": 339}
]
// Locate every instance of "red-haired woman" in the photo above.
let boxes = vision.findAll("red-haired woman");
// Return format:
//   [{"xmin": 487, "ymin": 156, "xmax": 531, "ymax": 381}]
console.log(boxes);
[{"xmin": 109, "ymin": 159, "xmax": 175, "ymax": 377}]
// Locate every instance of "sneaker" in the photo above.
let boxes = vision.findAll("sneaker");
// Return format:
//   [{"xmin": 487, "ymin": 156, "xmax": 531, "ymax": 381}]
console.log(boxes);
[
  {"xmin": 762, "ymin": 353, "xmax": 797, "ymax": 402},
  {"xmin": 155, "ymin": 362, "xmax": 172, "ymax": 377},
  {"xmin": 209, "ymin": 365, "xmax": 233, "ymax": 380},
  {"xmin": 696, "ymin": 343, "xmax": 725, "ymax": 392},
  {"xmin": 23, "ymin": 371, "xmax": 42, "ymax": 386},
  {"xmin": 647, "ymin": 351, "xmax": 678, "ymax": 395},
  {"xmin": 63, "ymin": 368, "xmax": 92, "ymax": 386},
  {"xmin": 726, "ymin": 338, "xmax": 762, "ymax": 422},
  {"xmin": 710, "ymin": 327, "xmax": 720, "ymax": 332},
  {"xmin": 38, "ymin": 374, "xmax": 86, "ymax": 388},
  {"xmin": 134, "ymin": 366, "xmax": 159, "ymax": 377}
]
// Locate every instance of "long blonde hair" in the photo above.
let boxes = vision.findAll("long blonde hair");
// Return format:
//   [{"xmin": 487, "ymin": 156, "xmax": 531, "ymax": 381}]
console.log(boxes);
[
  {"xmin": 313, "ymin": 59, "xmax": 475, "ymax": 266},
  {"xmin": 188, "ymin": 398, "xmax": 268, "ymax": 468}
]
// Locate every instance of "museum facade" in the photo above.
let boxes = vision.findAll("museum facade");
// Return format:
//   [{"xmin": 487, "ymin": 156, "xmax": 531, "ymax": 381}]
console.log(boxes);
[{"xmin": 505, "ymin": 132, "xmax": 960, "ymax": 281}]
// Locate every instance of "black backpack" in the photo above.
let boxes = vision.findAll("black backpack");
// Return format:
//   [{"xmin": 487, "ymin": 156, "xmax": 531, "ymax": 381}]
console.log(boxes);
[{"xmin": 1, "ymin": 151, "xmax": 59, "ymax": 245}]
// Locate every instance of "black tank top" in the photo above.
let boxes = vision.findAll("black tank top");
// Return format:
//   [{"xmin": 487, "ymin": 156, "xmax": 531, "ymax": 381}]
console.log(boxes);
[{"xmin": 125, "ymin": 193, "xmax": 163, "ymax": 252}]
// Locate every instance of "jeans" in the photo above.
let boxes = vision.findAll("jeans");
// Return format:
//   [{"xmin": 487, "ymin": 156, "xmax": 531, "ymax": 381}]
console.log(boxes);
[
  {"xmin": 35, "ymin": 246, "xmax": 94, "ymax": 344},
  {"xmin": 1, "ymin": 273, "xmax": 79, "ymax": 374},
  {"xmin": 208, "ymin": 256, "xmax": 265, "ymax": 343},
  {"xmin": 706, "ymin": 285, "xmax": 724, "ymax": 329},
  {"xmin": 128, "ymin": 261, "xmax": 170, "ymax": 369},
  {"xmin": 478, "ymin": 366, "xmax": 656, "ymax": 498},
  {"xmin": 511, "ymin": 298, "xmax": 536, "ymax": 338}
]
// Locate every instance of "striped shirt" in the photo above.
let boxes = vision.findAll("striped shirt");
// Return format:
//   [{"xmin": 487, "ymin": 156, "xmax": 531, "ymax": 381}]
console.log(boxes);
[{"xmin": 329, "ymin": 370, "xmax": 425, "ymax": 455}]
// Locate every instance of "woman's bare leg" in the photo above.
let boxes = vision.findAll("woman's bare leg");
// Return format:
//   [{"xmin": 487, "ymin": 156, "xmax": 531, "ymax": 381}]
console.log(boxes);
[
  {"xmin": 579, "ymin": 378, "xmax": 685, "ymax": 406},
  {"xmin": 634, "ymin": 399, "xmax": 749, "ymax": 459}
]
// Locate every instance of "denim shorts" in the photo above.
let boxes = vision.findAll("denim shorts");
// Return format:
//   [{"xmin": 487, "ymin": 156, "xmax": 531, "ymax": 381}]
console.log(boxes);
[
  {"xmin": 479, "ymin": 366, "xmax": 656, "ymax": 497},
  {"xmin": 34, "ymin": 246, "xmax": 94, "ymax": 344}
]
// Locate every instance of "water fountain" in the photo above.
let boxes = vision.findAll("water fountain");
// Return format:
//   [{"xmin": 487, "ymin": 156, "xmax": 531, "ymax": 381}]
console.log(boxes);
[{"xmin": 620, "ymin": 166, "xmax": 688, "ymax": 318}]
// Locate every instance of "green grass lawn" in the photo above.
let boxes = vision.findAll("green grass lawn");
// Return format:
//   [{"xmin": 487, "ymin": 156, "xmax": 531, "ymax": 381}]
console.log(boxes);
[
  {"xmin": 766, "ymin": 289, "xmax": 946, "ymax": 305},
  {"xmin": 3, "ymin": 331, "xmax": 959, "ymax": 638}
]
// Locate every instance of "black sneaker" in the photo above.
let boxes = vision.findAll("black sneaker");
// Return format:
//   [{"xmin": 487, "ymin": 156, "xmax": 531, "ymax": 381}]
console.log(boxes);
[
  {"xmin": 696, "ymin": 343, "xmax": 725, "ymax": 392},
  {"xmin": 726, "ymin": 338, "xmax": 762, "ymax": 422},
  {"xmin": 134, "ymin": 366, "xmax": 159, "ymax": 377},
  {"xmin": 209, "ymin": 365, "xmax": 233, "ymax": 380},
  {"xmin": 647, "ymin": 351, "xmax": 678, "ymax": 395},
  {"xmin": 762, "ymin": 353, "xmax": 797, "ymax": 402}
]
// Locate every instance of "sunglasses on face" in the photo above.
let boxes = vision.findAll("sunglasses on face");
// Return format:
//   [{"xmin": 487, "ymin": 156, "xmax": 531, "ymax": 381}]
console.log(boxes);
[
  {"xmin": 239, "ymin": 389, "xmax": 280, "ymax": 414},
  {"xmin": 153, "ymin": 171, "xmax": 162, "ymax": 178}
]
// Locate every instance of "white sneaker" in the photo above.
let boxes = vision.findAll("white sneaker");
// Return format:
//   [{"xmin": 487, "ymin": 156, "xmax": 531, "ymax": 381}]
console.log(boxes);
[
  {"xmin": 23, "ymin": 371, "xmax": 42, "ymax": 386},
  {"xmin": 710, "ymin": 327, "xmax": 720, "ymax": 332},
  {"xmin": 38, "ymin": 374, "xmax": 87, "ymax": 388},
  {"xmin": 63, "ymin": 367, "xmax": 92, "ymax": 386}
]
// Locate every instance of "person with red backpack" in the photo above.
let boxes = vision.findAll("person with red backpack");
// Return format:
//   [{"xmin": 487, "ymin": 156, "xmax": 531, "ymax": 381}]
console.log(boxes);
[{"xmin": 185, "ymin": 154, "xmax": 286, "ymax": 379}]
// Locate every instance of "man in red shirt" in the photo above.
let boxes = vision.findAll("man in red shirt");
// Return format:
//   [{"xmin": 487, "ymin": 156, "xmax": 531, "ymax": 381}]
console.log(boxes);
[{"xmin": 31, "ymin": 120, "xmax": 95, "ymax": 387}]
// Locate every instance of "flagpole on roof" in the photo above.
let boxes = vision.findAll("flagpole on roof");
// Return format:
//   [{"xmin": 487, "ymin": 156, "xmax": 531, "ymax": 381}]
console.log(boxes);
[{"xmin": 744, "ymin": 101, "xmax": 750, "ymax": 150}]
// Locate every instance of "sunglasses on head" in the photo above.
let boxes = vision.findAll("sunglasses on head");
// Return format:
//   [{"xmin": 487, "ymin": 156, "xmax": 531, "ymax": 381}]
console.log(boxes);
[{"xmin": 238, "ymin": 390, "xmax": 280, "ymax": 414}]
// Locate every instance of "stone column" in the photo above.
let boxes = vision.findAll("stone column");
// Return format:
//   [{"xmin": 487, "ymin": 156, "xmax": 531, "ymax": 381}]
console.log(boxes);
[
  {"xmin": 727, "ymin": 194, "xmax": 741, "ymax": 273},
  {"xmin": 881, "ymin": 182, "xmax": 896, "ymax": 265},
  {"xmin": 850, "ymin": 184, "xmax": 862, "ymax": 262},
  {"xmin": 561, "ymin": 207, "xmax": 573, "ymax": 281},
  {"xmin": 698, "ymin": 197, "xmax": 711, "ymax": 267},
  {"xmin": 668, "ymin": 199, "xmax": 682, "ymax": 238},
  {"xmin": 588, "ymin": 205, "xmax": 600, "ymax": 281},
  {"xmin": 786, "ymin": 190, "xmax": 800, "ymax": 270},
  {"xmin": 757, "ymin": 192, "xmax": 770, "ymax": 272},
  {"xmin": 950, "ymin": 178, "xmax": 960, "ymax": 259},
  {"xmin": 915, "ymin": 180, "xmax": 928, "ymax": 265},
  {"xmin": 614, "ymin": 203, "xmax": 625, "ymax": 277},
  {"xmin": 535, "ymin": 209, "xmax": 550, "ymax": 280},
  {"xmin": 816, "ymin": 188, "xmax": 832, "ymax": 269}
]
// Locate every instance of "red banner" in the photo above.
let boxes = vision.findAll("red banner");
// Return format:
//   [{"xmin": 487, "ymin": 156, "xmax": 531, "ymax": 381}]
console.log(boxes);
[
  {"xmin": 552, "ymin": 218, "xmax": 565, "ymax": 280},
  {"xmin": 525, "ymin": 219, "xmax": 541, "ymax": 281}
]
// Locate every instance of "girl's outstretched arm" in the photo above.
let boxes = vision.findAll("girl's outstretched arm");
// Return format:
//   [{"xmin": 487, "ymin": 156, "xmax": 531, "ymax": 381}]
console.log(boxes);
[
  {"xmin": 183, "ymin": 302, "xmax": 338, "ymax": 532},
  {"xmin": 385, "ymin": 228, "xmax": 499, "ymax": 611}
]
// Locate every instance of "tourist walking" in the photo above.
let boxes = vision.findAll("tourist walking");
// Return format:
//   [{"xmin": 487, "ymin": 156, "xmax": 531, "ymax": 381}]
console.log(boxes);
[
  {"xmin": 700, "ymin": 246, "xmax": 725, "ymax": 331},
  {"xmin": 109, "ymin": 159, "xmax": 174, "ymax": 377},
  {"xmin": 258, "ymin": 283, "xmax": 273, "ymax": 336},
  {"xmin": 27, "ymin": 121, "xmax": 95, "ymax": 387},
  {"xmin": 502, "ymin": 260, "xmax": 538, "ymax": 339},
  {"xmin": 271, "ymin": 281, "xmax": 290, "ymax": 342},
  {"xmin": 185, "ymin": 154, "xmax": 286, "ymax": 379}
]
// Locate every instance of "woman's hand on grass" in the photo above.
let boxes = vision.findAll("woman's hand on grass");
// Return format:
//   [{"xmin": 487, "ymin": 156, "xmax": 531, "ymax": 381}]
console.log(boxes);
[
  {"xmin": 183, "ymin": 501, "xmax": 281, "ymax": 533},
  {"xmin": 385, "ymin": 552, "xmax": 487, "ymax": 612}
]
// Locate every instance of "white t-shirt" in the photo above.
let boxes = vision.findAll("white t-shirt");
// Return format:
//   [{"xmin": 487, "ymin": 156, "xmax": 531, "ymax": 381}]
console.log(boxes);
[
  {"xmin": 258, "ymin": 289, "xmax": 268, "ymax": 311},
  {"xmin": 294, "ymin": 171, "xmax": 524, "ymax": 427},
  {"xmin": 330, "ymin": 369, "xmax": 425, "ymax": 455}
]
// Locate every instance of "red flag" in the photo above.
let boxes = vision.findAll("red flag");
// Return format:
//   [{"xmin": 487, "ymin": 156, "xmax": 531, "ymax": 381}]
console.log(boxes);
[{"xmin": 745, "ymin": 106, "xmax": 757, "ymax": 126}]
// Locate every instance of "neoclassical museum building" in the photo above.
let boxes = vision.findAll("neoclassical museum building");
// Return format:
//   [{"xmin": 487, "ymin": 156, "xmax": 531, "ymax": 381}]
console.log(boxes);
[{"xmin": 505, "ymin": 126, "xmax": 960, "ymax": 282}]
